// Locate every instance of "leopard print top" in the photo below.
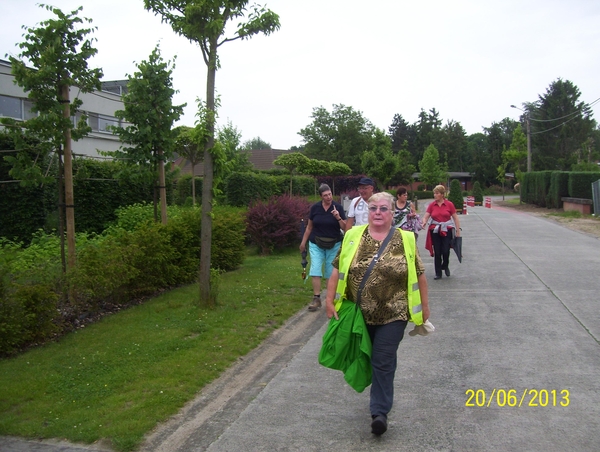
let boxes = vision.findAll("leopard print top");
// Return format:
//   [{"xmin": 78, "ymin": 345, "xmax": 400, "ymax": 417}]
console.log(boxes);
[{"xmin": 332, "ymin": 228, "xmax": 425, "ymax": 325}]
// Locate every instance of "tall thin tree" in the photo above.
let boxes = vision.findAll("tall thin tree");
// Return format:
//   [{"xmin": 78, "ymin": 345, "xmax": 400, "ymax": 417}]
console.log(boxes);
[
  {"xmin": 8, "ymin": 5, "xmax": 102, "ymax": 269},
  {"xmin": 144, "ymin": 0, "xmax": 280, "ymax": 306},
  {"xmin": 111, "ymin": 45, "xmax": 184, "ymax": 224}
]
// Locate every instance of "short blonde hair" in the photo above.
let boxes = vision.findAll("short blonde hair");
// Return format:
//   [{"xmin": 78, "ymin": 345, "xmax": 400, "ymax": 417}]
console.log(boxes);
[
  {"xmin": 368, "ymin": 192, "xmax": 395, "ymax": 209},
  {"xmin": 433, "ymin": 185, "xmax": 446, "ymax": 196}
]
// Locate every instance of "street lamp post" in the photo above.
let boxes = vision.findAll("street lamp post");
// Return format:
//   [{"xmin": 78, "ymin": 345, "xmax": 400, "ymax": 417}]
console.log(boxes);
[{"xmin": 511, "ymin": 105, "xmax": 532, "ymax": 172}]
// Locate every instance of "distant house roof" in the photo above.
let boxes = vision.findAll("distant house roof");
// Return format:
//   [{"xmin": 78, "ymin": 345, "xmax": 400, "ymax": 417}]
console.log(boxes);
[
  {"xmin": 246, "ymin": 148, "xmax": 295, "ymax": 171},
  {"xmin": 173, "ymin": 148, "xmax": 296, "ymax": 176}
]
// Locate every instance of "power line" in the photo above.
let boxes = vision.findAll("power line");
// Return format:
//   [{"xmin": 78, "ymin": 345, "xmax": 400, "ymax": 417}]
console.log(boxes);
[
  {"xmin": 529, "ymin": 97, "xmax": 600, "ymax": 123},
  {"xmin": 530, "ymin": 114, "xmax": 582, "ymax": 135}
]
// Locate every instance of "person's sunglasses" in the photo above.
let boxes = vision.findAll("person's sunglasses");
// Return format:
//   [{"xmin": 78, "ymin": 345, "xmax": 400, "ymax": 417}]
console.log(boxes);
[{"xmin": 368, "ymin": 206, "xmax": 390, "ymax": 212}]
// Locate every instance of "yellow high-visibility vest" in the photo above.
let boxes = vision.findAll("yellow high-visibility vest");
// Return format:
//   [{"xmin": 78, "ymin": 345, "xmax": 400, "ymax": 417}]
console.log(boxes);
[{"xmin": 334, "ymin": 225, "xmax": 423, "ymax": 325}]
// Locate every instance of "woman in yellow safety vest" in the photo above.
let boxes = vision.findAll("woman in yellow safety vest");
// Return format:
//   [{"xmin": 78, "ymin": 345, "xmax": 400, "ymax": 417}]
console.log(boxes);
[{"xmin": 324, "ymin": 192, "xmax": 430, "ymax": 436}]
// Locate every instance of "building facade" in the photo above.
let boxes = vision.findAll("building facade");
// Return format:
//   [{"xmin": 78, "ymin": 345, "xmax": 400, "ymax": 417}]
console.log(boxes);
[{"xmin": 0, "ymin": 58, "xmax": 126, "ymax": 158}]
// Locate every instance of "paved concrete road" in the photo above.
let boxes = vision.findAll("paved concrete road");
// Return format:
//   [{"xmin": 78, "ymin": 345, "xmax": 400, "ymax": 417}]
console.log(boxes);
[{"xmin": 3, "ymin": 201, "xmax": 600, "ymax": 451}]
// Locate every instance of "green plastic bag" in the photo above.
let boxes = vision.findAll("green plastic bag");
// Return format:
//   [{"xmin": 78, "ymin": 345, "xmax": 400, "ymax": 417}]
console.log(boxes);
[{"xmin": 318, "ymin": 300, "xmax": 372, "ymax": 393}]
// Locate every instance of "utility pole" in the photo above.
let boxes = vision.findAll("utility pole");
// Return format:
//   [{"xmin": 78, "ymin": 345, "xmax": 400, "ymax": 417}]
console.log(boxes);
[{"xmin": 526, "ymin": 114, "xmax": 532, "ymax": 172}]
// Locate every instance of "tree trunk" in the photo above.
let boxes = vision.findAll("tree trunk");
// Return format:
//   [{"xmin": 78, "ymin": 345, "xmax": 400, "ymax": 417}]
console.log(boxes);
[
  {"xmin": 61, "ymin": 84, "xmax": 76, "ymax": 270},
  {"xmin": 57, "ymin": 147, "xmax": 66, "ymax": 274},
  {"xmin": 158, "ymin": 149, "xmax": 168, "ymax": 224},
  {"xmin": 191, "ymin": 163, "xmax": 196, "ymax": 206},
  {"xmin": 199, "ymin": 40, "xmax": 218, "ymax": 307}
]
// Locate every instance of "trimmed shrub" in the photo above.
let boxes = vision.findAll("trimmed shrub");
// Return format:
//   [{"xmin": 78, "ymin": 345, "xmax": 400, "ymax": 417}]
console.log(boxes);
[
  {"xmin": 225, "ymin": 172, "xmax": 280, "ymax": 207},
  {"xmin": 410, "ymin": 190, "xmax": 433, "ymax": 200},
  {"xmin": 569, "ymin": 172, "xmax": 600, "ymax": 199},
  {"xmin": 211, "ymin": 206, "xmax": 247, "ymax": 271},
  {"xmin": 1, "ymin": 204, "xmax": 247, "ymax": 355},
  {"xmin": 0, "ymin": 283, "xmax": 59, "ymax": 356},
  {"xmin": 521, "ymin": 171, "xmax": 553, "ymax": 207},
  {"xmin": 547, "ymin": 171, "xmax": 570, "ymax": 208},
  {"xmin": 246, "ymin": 195, "xmax": 312, "ymax": 255},
  {"xmin": 472, "ymin": 181, "xmax": 484, "ymax": 204},
  {"xmin": 448, "ymin": 179, "xmax": 464, "ymax": 210},
  {"xmin": 66, "ymin": 236, "xmax": 140, "ymax": 312}
]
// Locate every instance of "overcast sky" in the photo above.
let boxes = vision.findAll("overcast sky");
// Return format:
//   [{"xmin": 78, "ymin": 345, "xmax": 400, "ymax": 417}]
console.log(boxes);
[{"xmin": 3, "ymin": 0, "xmax": 600, "ymax": 149}]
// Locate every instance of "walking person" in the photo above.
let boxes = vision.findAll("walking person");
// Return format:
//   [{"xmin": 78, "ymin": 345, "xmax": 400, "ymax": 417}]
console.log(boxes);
[
  {"xmin": 300, "ymin": 184, "xmax": 346, "ymax": 311},
  {"xmin": 345, "ymin": 177, "xmax": 375, "ymax": 231},
  {"xmin": 325, "ymin": 192, "xmax": 430, "ymax": 435},
  {"xmin": 393, "ymin": 187, "xmax": 421, "ymax": 238},
  {"xmin": 421, "ymin": 185, "xmax": 461, "ymax": 280}
]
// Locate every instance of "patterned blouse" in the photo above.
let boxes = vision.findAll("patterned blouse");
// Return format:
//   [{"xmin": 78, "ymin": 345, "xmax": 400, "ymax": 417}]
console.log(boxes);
[
  {"xmin": 393, "ymin": 200, "xmax": 412, "ymax": 228},
  {"xmin": 332, "ymin": 228, "xmax": 425, "ymax": 325}
]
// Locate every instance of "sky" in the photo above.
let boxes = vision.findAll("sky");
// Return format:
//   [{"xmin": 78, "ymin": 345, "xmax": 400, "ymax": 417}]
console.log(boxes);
[{"xmin": 2, "ymin": 0, "xmax": 600, "ymax": 150}]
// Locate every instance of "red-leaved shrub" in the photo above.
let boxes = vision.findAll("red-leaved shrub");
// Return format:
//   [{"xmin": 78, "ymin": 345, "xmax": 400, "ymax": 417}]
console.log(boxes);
[{"xmin": 246, "ymin": 195, "xmax": 312, "ymax": 255}]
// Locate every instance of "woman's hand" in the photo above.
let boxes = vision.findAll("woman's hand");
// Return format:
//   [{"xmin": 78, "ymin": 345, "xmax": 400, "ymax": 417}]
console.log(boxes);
[
  {"xmin": 421, "ymin": 212, "xmax": 430, "ymax": 230},
  {"xmin": 326, "ymin": 269, "xmax": 340, "ymax": 320},
  {"xmin": 331, "ymin": 206, "xmax": 345, "ymax": 228},
  {"xmin": 451, "ymin": 213, "xmax": 461, "ymax": 237},
  {"xmin": 331, "ymin": 205, "xmax": 339, "ymax": 219},
  {"xmin": 326, "ymin": 299, "xmax": 339, "ymax": 320}
]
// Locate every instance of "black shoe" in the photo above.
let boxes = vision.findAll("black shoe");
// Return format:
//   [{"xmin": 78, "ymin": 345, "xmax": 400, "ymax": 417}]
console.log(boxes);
[
  {"xmin": 434, "ymin": 275, "xmax": 442, "ymax": 280},
  {"xmin": 444, "ymin": 267, "xmax": 450, "ymax": 277},
  {"xmin": 371, "ymin": 415, "xmax": 388, "ymax": 435}
]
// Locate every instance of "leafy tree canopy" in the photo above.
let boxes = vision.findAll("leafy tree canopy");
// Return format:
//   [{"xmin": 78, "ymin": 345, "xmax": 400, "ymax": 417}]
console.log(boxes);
[
  {"xmin": 299, "ymin": 104, "xmax": 377, "ymax": 174},
  {"xmin": 418, "ymin": 143, "xmax": 447, "ymax": 189},
  {"xmin": 111, "ymin": 45, "xmax": 185, "ymax": 167},
  {"xmin": 242, "ymin": 136, "xmax": 271, "ymax": 150},
  {"xmin": 5, "ymin": 4, "xmax": 102, "ymax": 186},
  {"xmin": 360, "ymin": 129, "xmax": 399, "ymax": 189},
  {"xmin": 526, "ymin": 78, "xmax": 596, "ymax": 171}
]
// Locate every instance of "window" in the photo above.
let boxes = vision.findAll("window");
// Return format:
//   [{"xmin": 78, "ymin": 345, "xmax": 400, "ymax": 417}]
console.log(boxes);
[
  {"xmin": 0, "ymin": 95, "xmax": 23, "ymax": 119},
  {"xmin": 71, "ymin": 111, "xmax": 84, "ymax": 127},
  {"xmin": 23, "ymin": 100, "xmax": 37, "ymax": 120},
  {"xmin": 98, "ymin": 114, "xmax": 119, "ymax": 132},
  {"xmin": 0, "ymin": 95, "xmax": 37, "ymax": 120},
  {"xmin": 88, "ymin": 113, "xmax": 119, "ymax": 133}
]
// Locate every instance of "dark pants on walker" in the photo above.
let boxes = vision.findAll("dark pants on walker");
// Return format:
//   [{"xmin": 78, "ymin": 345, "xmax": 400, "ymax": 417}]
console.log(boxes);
[
  {"xmin": 367, "ymin": 320, "xmax": 408, "ymax": 418},
  {"xmin": 431, "ymin": 230, "xmax": 451, "ymax": 277}
]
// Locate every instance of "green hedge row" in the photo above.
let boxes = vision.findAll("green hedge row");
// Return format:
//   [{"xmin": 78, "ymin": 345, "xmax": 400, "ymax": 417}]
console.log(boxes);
[
  {"xmin": 0, "ymin": 157, "xmax": 166, "ymax": 243},
  {"xmin": 224, "ymin": 172, "xmax": 316, "ymax": 207},
  {"xmin": 0, "ymin": 204, "xmax": 246, "ymax": 356},
  {"xmin": 522, "ymin": 170, "xmax": 599, "ymax": 211}
]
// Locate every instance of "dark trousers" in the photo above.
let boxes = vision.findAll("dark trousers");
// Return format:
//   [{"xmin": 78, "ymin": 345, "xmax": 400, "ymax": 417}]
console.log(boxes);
[
  {"xmin": 367, "ymin": 320, "xmax": 408, "ymax": 418},
  {"xmin": 431, "ymin": 231, "xmax": 451, "ymax": 277}
]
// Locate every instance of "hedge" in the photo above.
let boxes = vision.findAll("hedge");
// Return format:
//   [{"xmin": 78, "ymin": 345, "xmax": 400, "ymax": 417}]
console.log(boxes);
[
  {"xmin": 521, "ymin": 170, "xmax": 599, "ymax": 209},
  {"xmin": 0, "ymin": 204, "xmax": 246, "ymax": 356}
]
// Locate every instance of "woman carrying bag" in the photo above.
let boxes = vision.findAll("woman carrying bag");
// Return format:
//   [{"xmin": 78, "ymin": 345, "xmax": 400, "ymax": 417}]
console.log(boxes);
[
  {"xmin": 323, "ymin": 192, "xmax": 430, "ymax": 436},
  {"xmin": 393, "ymin": 187, "xmax": 422, "ymax": 238}
]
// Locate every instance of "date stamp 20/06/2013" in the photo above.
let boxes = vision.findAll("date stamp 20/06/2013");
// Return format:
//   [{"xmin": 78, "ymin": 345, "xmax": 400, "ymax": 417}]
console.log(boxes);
[{"xmin": 465, "ymin": 389, "xmax": 570, "ymax": 408}]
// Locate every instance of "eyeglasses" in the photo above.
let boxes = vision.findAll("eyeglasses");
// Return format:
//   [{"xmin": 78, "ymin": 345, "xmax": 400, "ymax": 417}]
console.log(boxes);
[{"xmin": 368, "ymin": 206, "xmax": 390, "ymax": 213}]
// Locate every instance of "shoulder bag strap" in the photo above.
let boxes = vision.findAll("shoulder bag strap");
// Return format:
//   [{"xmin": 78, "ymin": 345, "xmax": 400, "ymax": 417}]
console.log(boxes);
[{"xmin": 356, "ymin": 227, "xmax": 396, "ymax": 305}]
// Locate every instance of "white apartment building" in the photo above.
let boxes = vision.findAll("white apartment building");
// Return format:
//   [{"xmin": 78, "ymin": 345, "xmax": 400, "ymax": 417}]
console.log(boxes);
[{"xmin": 0, "ymin": 58, "xmax": 127, "ymax": 158}]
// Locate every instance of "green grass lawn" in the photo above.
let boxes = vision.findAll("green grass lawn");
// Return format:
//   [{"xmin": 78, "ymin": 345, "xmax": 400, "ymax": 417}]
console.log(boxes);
[{"xmin": 0, "ymin": 247, "xmax": 312, "ymax": 451}]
